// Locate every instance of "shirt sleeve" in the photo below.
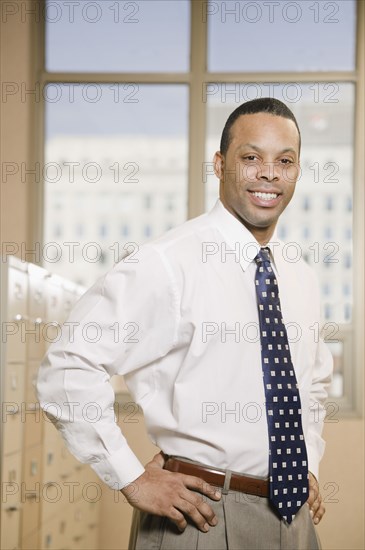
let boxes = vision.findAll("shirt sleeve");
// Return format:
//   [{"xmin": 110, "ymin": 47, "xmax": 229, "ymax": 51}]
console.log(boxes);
[
  {"xmin": 306, "ymin": 332, "xmax": 333, "ymax": 480},
  {"xmin": 36, "ymin": 245, "xmax": 180, "ymax": 490}
]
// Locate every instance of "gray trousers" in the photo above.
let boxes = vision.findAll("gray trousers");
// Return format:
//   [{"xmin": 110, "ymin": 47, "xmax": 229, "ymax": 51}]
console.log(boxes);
[{"xmin": 128, "ymin": 490, "xmax": 321, "ymax": 550}]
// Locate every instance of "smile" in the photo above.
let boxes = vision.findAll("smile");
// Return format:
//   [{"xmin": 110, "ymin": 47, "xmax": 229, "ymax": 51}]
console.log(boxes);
[{"xmin": 251, "ymin": 192, "xmax": 278, "ymax": 201}]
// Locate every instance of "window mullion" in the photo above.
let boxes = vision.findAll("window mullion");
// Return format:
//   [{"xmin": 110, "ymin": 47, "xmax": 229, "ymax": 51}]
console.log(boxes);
[
  {"xmin": 188, "ymin": 0, "xmax": 208, "ymax": 219},
  {"xmin": 353, "ymin": 0, "xmax": 365, "ymax": 415}
]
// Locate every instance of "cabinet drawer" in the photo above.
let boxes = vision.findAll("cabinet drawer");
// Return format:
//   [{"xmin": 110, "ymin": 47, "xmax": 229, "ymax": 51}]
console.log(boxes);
[
  {"xmin": 3, "ymin": 320, "xmax": 26, "ymax": 363},
  {"xmin": 3, "ymin": 362, "xmax": 25, "ymax": 405},
  {"xmin": 21, "ymin": 529, "xmax": 40, "ymax": 550},
  {"xmin": 23, "ymin": 406, "xmax": 43, "ymax": 448},
  {"xmin": 28, "ymin": 266, "xmax": 47, "ymax": 319},
  {"xmin": 42, "ymin": 443, "xmax": 62, "ymax": 485},
  {"xmin": 40, "ymin": 513, "xmax": 68, "ymax": 550},
  {"xmin": 0, "ymin": 506, "xmax": 20, "ymax": 550},
  {"xmin": 23, "ymin": 443, "xmax": 42, "ymax": 485},
  {"xmin": 2, "ymin": 406, "xmax": 23, "ymax": 455},
  {"xmin": 45, "ymin": 278, "xmax": 64, "ymax": 323},
  {"xmin": 21, "ymin": 490, "xmax": 41, "ymax": 541},
  {"xmin": 25, "ymin": 319, "xmax": 46, "ymax": 361},
  {"xmin": 8, "ymin": 267, "xmax": 28, "ymax": 320},
  {"xmin": 25, "ymin": 360, "xmax": 40, "ymax": 404},
  {"xmin": 1, "ymin": 452, "xmax": 22, "ymax": 509}
]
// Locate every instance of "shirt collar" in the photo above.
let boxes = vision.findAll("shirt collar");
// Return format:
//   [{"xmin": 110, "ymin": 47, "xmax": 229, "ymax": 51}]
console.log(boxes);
[{"xmin": 208, "ymin": 199, "xmax": 281, "ymax": 274}]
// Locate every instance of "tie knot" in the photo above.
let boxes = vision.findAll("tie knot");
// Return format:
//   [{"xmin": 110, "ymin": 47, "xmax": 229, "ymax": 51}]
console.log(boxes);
[{"xmin": 255, "ymin": 247, "xmax": 271, "ymax": 266}]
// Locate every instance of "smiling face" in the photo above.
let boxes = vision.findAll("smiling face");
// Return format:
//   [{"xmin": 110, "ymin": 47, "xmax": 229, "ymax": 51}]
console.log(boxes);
[{"xmin": 214, "ymin": 112, "xmax": 301, "ymax": 245}]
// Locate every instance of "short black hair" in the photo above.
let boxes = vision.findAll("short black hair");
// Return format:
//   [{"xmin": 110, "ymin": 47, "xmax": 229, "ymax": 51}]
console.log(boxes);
[{"xmin": 220, "ymin": 97, "xmax": 301, "ymax": 156}]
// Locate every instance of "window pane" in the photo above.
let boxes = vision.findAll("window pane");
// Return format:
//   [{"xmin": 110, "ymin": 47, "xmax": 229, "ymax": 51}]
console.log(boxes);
[
  {"xmin": 45, "ymin": 1, "xmax": 190, "ymax": 72},
  {"xmin": 208, "ymin": 1, "xmax": 356, "ymax": 72},
  {"xmin": 205, "ymin": 82, "xmax": 354, "ymax": 325},
  {"xmin": 43, "ymin": 84, "xmax": 188, "ymax": 288}
]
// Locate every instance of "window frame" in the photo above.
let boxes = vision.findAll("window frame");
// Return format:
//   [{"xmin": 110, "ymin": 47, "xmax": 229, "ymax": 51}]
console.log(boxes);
[{"xmin": 33, "ymin": 0, "xmax": 364, "ymax": 417}]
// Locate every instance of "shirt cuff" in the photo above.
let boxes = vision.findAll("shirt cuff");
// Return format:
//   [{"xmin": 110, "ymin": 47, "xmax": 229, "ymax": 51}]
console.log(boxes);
[
  {"xmin": 306, "ymin": 441, "xmax": 324, "ymax": 481},
  {"xmin": 90, "ymin": 445, "xmax": 145, "ymax": 490}
]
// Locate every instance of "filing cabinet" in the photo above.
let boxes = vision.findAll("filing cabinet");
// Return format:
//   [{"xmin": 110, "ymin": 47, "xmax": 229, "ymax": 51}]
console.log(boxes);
[
  {"xmin": 6, "ymin": 264, "xmax": 28, "ymax": 365},
  {"xmin": 1, "ymin": 451, "xmax": 22, "ymax": 510},
  {"xmin": 23, "ymin": 359, "xmax": 43, "ymax": 447},
  {"xmin": 2, "ymin": 363, "xmax": 25, "ymax": 455},
  {"xmin": 7, "ymin": 262, "xmax": 28, "ymax": 320},
  {"xmin": 1, "ymin": 257, "xmax": 100, "ymax": 550},
  {"xmin": 21, "ymin": 529, "xmax": 39, "ymax": 550},
  {"xmin": 1, "ymin": 507, "xmax": 21, "ymax": 550},
  {"xmin": 40, "ymin": 514, "xmax": 67, "ymax": 550}
]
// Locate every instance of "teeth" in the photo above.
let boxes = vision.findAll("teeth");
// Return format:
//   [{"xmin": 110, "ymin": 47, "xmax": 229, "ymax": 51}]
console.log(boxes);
[{"xmin": 252, "ymin": 192, "xmax": 278, "ymax": 200}]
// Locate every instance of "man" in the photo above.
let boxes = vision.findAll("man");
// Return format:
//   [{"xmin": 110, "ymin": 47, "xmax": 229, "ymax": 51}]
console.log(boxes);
[{"xmin": 37, "ymin": 98, "xmax": 333, "ymax": 549}]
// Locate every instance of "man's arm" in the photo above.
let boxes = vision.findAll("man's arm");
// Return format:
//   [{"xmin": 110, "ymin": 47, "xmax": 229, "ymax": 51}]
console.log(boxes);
[{"xmin": 36, "ymin": 245, "xmax": 220, "ymax": 531}]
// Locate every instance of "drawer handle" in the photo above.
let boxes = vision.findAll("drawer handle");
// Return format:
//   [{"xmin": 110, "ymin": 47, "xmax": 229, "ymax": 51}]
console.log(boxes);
[
  {"xmin": 34, "ymin": 290, "xmax": 43, "ymax": 303},
  {"xmin": 9, "ymin": 469, "xmax": 17, "ymax": 482},
  {"xmin": 25, "ymin": 492, "xmax": 38, "ymax": 500},
  {"xmin": 14, "ymin": 313, "xmax": 28, "ymax": 322},
  {"xmin": 14, "ymin": 283, "xmax": 23, "ymax": 300},
  {"xmin": 6, "ymin": 505, "xmax": 18, "ymax": 512},
  {"xmin": 6, "ymin": 408, "xmax": 19, "ymax": 416},
  {"xmin": 30, "ymin": 460, "xmax": 38, "ymax": 476},
  {"xmin": 10, "ymin": 374, "xmax": 18, "ymax": 390}
]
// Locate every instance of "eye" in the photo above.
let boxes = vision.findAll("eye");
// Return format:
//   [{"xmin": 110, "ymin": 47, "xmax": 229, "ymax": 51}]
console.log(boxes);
[
  {"xmin": 243, "ymin": 155, "xmax": 258, "ymax": 162},
  {"xmin": 280, "ymin": 158, "xmax": 294, "ymax": 164}
]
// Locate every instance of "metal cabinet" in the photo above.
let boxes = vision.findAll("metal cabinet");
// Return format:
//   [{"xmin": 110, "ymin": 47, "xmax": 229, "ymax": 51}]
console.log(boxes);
[{"xmin": 1, "ymin": 257, "xmax": 99, "ymax": 550}]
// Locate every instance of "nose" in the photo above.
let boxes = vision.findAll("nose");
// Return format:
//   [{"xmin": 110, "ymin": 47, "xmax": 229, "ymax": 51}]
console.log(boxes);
[{"xmin": 258, "ymin": 161, "xmax": 280, "ymax": 182}]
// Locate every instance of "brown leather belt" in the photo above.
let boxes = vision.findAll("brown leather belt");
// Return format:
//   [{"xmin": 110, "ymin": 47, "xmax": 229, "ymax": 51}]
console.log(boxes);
[{"xmin": 163, "ymin": 455, "xmax": 269, "ymax": 498}]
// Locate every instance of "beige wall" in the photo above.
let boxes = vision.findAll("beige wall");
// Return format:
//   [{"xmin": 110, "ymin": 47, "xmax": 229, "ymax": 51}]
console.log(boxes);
[
  {"xmin": 317, "ymin": 419, "xmax": 364, "ymax": 549},
  {"xmin": 0, "ymin": 1, "xmax": 36, "ymax": 250},
  {"xmin": 1, "ymin": 8, "xmax": 364, "ymax": 550}
]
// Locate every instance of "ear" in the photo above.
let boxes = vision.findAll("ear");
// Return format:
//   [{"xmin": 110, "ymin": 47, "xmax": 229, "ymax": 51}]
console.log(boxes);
[{"xmin": 213, "ymin": 151, "xmax": 224, "ymax": 180}]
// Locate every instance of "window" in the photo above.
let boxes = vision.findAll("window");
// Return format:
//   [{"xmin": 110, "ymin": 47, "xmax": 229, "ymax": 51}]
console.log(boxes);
[
  {"xmin": 39, "ymin": 0, "xmax": 363, "ymax": 415},
  {"xmin": 325, "ymin": 196, "xmax": 334, "ymax": 211},
  {"xmin": 43, "ymin": 83, "xmax": 189, "ymax": 286},
  {"xmin": 208, "ymin": 1, "xmax": 356, "ymax": 72},
  {"xmin": 46, "ymin": 1, "xmax": 190, "ymax": 73}
]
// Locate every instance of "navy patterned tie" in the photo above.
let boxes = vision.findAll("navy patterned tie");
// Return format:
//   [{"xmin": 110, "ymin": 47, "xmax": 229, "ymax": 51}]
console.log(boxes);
[{"xmin": 254, "ymin": 247, "xmax": 309, "ymax": 524}]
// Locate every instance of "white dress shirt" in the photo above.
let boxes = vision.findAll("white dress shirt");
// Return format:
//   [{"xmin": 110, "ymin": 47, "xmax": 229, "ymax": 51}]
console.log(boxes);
[{"xmin": 37, "ymin": 199, "xmax": 333, "ymax": 490}]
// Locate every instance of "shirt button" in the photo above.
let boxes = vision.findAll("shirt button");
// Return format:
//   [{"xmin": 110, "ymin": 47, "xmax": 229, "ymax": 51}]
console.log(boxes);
[{"xmin": 104, "ymin": 474, "xmax": 111, "ymax": 482}]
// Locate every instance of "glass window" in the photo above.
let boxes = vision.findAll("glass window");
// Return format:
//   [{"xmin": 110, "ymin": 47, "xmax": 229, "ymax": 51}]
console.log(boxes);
[
  {"xmin": 303, "ymin": 196, "xmax": 311, "ymax": 211},
  {"xmin": 43, "ymin": 84, "xmax": 189, "ymax": 287},
  {"xmin": 344, "ymin": 303, "xmax": 351, "ymax": 321},
  {"xmin": 325, "ymin": 196, "xmax": 334, "ymax": 210},
  {"xmin": 121, "ymin": 224, "xmax": 129, "ymax": 237},
  {"xmin": 54, "ymin": 224, "xmax": 62, "ymax": 238},
  {"xmin": 277, "ymin": 225, "xmax": 287, "ymax": 239},
  {"xmin": 345, "ymin": 227, "xmax": 352, "ymax": 240},
  {"xmin": 208, "ymin": 0, "xmax": 356, "ymax": 72},
  {"xmin": 76, "ymin": 224, "xmax": 84, "ymax": 237},
  {"xmin": 324, "ymin": 226, "xmax": 333, "ymax": 239},
  {"xmin": 323, "ymin": 283, "xmax": 331, "ymax": 296},
  {"xmin": 144, "ymin": 225, "xmax": 152, "ymax": 238},
  {"xmin": 302, "ymin": 226, "xmax": 310, "ymax": 239},
  {"xmin": 99, "ymin": 224, "xmax": 108, "ymax": 238},
  {"xmin": 144, "ymin": 195, "xmax": 152, "ymax": 209},
  {"xmin": 45, "ymin": 0, "xmax": 190, "ymax": 73}
]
